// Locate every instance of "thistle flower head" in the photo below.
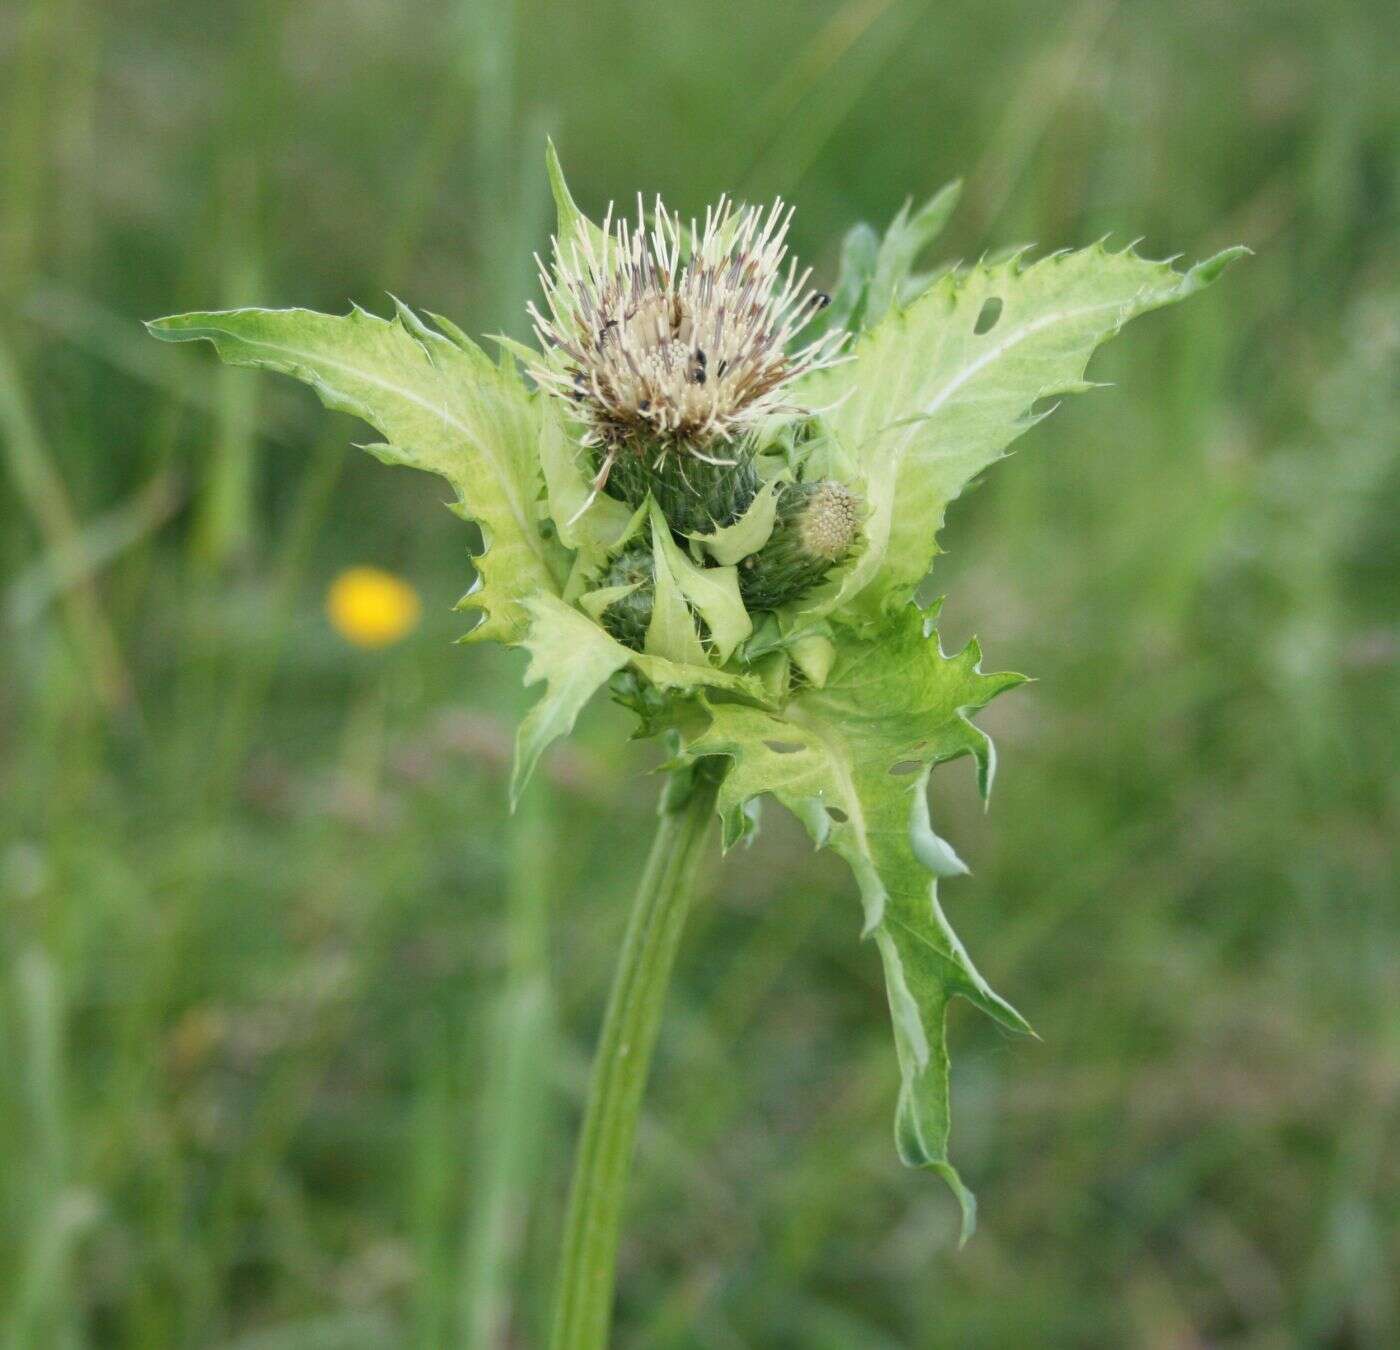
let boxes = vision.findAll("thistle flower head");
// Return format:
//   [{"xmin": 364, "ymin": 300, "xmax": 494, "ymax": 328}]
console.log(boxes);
[{"xmin": 529, "ymin": 194, "xmax": 846, "ymax": 477}]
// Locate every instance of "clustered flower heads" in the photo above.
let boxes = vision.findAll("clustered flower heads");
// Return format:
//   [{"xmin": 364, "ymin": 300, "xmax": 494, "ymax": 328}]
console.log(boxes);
[
  {"xmin": 529, "ymin": 191, "xmax": 864, "ymax": 638},
  {"xmin": 148, "ymin": 143, "xmax": 1241, "ymax": 1232}
]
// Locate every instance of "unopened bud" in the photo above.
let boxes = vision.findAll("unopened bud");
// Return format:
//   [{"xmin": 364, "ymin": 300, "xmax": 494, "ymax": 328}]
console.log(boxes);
[
  {"xmin": 739, "ymin": 480, "xmax": 862, "ymax": 612},
  {"xmin": 605, "ymin": 446, "xmax": 760, "ymax": 536},
  {"xmin": 597, "ymin": 542, "xmax": 655, "ymax": 651}
]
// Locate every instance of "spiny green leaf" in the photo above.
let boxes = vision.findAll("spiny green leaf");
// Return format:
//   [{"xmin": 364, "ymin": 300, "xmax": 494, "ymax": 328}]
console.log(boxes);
[
  {"xmin": 545, "ymin": 138, "xmax": 611, "ymax": 270},
  {"xmin": 798, "ymin": 242, "xmax": 1249, "ymax": 630},
  {"xmin": 578, "ymin": 581, "xmax": 642, "ymax": 623},
  {"xmin": 148, "ymin": 303, "xmax": 563, "ymax": 644},
  {"xmin": 822, "ymin": 181, "xmax": 962, "ymax": 336},
  {"xmin": 649, "ymin": 502, "xmax": 751, "ymax": 664},
  {"xmin": 864, "ymin": 180, "xmax": 963, "ymax": 329},
  {"xmin": 513, "ymin": 592, "xmax": 771, "ymax": 802},
  {"xmin": 823, "ymin": 222, "xmax": 880, "ymax": 335},
  {"xmin": 645, "ymin": 510, "xmax": 709, "ymax": 667},
  {"xmin": 681, "ymin": 605, "xmax": 1029, "ymax": 1235},
  {"xmin": 687, "ymin": 479, "xmax": 781, "ymax": 565},
  {"xmin": 537, "ymin": 403, "xmax": 633, "ymax": 555},
  {"xmin": 513, "ymin": 596, "xmax": 632, "ymax": 808},
  {"xmin": 629, "ymin": 649, "xmax": 768, "ymax": 704},
  {"xmin": 788, "ymin": 630, "xmax": 836, "ymax": 687}
]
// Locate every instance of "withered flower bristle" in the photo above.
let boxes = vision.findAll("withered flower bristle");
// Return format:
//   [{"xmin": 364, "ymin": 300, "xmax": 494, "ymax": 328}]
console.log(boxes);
[{"xmin": 528, "ymin": 194, "xmax": 845, "ymax": 476}]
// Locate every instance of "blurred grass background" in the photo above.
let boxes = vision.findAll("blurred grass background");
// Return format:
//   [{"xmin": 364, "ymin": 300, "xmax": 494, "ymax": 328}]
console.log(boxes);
[{"xmin": 1, "ymin": 0, "xmax": 1397, "ymax": 1345}]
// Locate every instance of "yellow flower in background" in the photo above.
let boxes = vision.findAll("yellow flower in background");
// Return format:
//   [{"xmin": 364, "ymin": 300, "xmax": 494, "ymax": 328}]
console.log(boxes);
[{"xmin": 327, "ymin": 567, "xmax": 421, "ymax": 648}]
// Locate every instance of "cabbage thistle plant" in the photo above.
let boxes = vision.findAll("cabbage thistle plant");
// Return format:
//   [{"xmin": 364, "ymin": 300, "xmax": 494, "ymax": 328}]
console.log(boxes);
[{"xmin": 150, "ymin": 145, "xmax": 1242, "ymax": 1348}]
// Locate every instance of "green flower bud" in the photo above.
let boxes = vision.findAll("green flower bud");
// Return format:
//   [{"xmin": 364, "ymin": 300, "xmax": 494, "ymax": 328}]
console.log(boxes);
[
  {"xmin": 603, "ymin": 444, "xmax": 760, "ymax": 536},
  {"xmin": 597, "ymin": 542, "xmax": 655, "ymax": 650},
  {"xmin": 739, "ymin": 479, "xmax": 862, "ymax": 612}
]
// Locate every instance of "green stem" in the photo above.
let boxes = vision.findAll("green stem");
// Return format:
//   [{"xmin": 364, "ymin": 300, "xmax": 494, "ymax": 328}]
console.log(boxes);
[{"xmin": 548, "ymin": 761, "xmax": 721, "ymax": 1350}]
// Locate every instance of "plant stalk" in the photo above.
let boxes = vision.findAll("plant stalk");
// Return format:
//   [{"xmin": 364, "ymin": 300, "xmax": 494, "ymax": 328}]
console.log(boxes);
[{"xmin": 548, "ymin": 760, "xmax": 721, "ymax": 1350}]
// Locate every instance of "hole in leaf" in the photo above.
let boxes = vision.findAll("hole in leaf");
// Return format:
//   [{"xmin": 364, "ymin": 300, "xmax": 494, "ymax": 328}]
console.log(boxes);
[
  {"xmin": 764, "ymin": 740, "xmax": 804, "ymax": 755},
  {"xmin": 826, "ymin": 807, "xmax": 849, "ymax": 823},
  {"xmin": 887, "ymin": 760, "xmax": 923, "ymax": 776},
  {"xmin": 974, "ymin": 296, "xmax": 1003, "ymax": 335}
]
